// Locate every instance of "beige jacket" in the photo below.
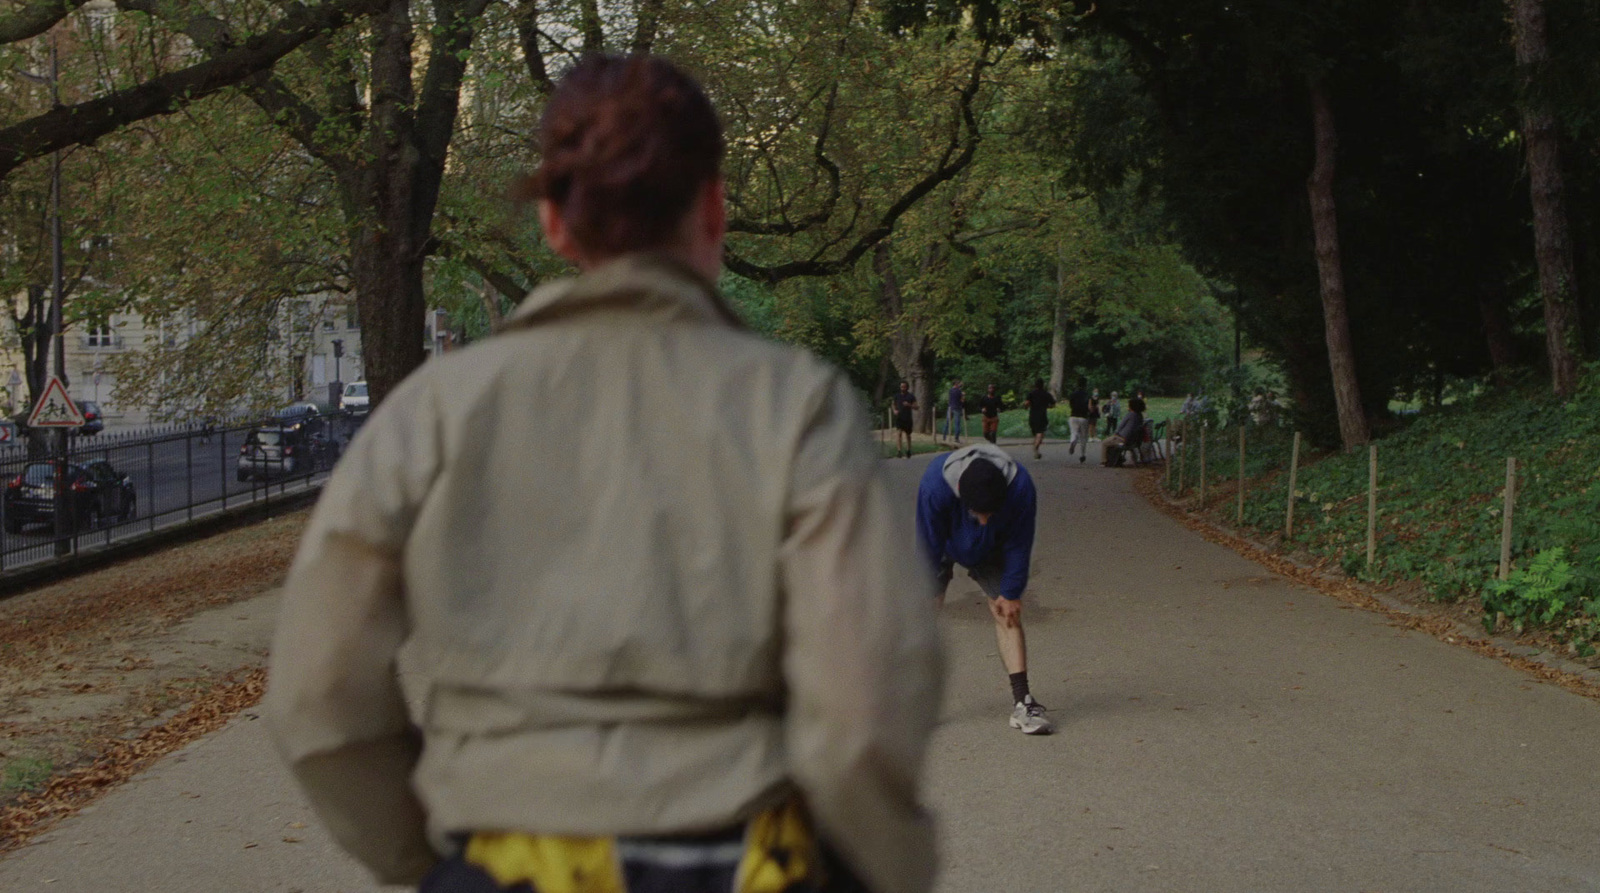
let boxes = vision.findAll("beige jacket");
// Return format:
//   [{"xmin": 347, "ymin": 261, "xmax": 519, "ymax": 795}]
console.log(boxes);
[{"xmin": 264, "ymin": 255, "xmax": 943, "ymax": 893}]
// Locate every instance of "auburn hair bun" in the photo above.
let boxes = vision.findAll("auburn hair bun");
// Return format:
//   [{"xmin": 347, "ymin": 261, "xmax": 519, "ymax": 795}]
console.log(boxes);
[{"xmin": 528, "ymin": 55, "xmax": 725, "ymax": 257}]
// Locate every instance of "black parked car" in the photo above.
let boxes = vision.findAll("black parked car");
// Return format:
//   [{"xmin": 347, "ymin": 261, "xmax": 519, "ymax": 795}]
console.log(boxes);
[
  {"xmin": 3, "ymin": 459, "xmax": 137, "ymax": 533},
  {"xmin": 237, "ymin": 417, "xmax": 339, "ymax": 482}
]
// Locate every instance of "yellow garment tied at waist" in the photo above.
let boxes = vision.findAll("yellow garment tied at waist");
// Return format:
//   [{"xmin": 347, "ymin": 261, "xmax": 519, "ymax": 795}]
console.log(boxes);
[{"xmin": 463, "ymin": 798, "xmax": 820, "ymax": 893}]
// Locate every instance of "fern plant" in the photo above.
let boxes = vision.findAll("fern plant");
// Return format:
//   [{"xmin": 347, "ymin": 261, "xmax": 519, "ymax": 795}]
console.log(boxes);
[{"xmin": 1482, "ymin": 548, "xmax": 1579, "ymax": 634}]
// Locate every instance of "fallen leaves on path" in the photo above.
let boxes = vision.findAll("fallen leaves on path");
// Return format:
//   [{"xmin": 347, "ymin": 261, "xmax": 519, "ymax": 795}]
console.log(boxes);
[
  {"xmin": 0, "ymin": 511, "xmax": 306, "ymax": 854},
  {"xmin": 0, "ymin": 668, "xmax": 266, "ymax": 852},
  {"xmin": 1133, "ymin": 468, "xmax": 1600, "ymax": 701}
]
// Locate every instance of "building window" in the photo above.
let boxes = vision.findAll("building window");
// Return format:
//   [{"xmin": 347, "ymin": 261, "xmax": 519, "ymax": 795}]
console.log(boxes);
[
  {"xmin": 322, "ymin": 309, "xmax": 336, "ymax": 332},
  {"xmin": 292, "ymin": 300, "xmax": 313, "ymax": 334},
  {"xmin": 87, "ymin": 324, "xmax": 114, "ymax": 347},
  {"xmin": 346, "ymin": 304, "xmax": 360, "ymax": 330}
]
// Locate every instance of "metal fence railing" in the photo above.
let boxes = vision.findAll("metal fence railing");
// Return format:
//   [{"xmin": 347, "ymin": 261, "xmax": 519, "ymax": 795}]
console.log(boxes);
[{"xmin": 0, "ymin": 410, "xmax": 362, "ymax": 575}]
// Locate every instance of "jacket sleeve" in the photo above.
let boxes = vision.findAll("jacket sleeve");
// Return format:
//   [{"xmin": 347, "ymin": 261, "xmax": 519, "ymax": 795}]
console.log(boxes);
[
  {"xmin": 263, "ymin": 374, "xmax": 443, "ymax": 885},
  {"xmin": 1117, "ymin": 412, "xmax": 1142, "ymax": 441},
  {"xmin": 780, "ymin": 373, "xmax": 943, "ymax": 893},
  {"xmin": 997, "ymin": 475, "xmax": 1038, "ymax": 601},
  {"xmin": 914, "ymin": 471, "xmax": 951, "ymax": 582}
]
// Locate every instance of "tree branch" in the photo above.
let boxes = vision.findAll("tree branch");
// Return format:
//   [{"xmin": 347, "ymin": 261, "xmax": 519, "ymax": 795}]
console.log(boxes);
[
  {"xmin": 0, "ymin": 0, "xmax": 385, "ymax": 178},
  {"xmin": 724, "ymin": 52, "xmax": 990, "ymax": 284},
  {"xmin": 415, "ymin": 0, "xmax": 494, "ymax": 166},
  {"xmin": 578, "ymin": 0, "xmax": 602, "ymax": 53},
  {"xmin": 726, "ymin": 84, "xmax": 842, "ymax": 236},
  {"xmin": 0, "ymin": 0, "xmax": 92, "ymax": 44},
  {"xmin": 514, "ymin": 0, "xmax": 553, "ymax": 95}
]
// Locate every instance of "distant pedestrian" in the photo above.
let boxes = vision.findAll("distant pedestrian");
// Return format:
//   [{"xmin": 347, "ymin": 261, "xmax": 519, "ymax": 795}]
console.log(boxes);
[
  {"xmin": 893, "ymin": 380, "xmax": 919, "ymax": 458},
  {"xmin": 946, "ymin": 378, "xmax": 965, "ymax": 444},
  {"xmin": 917, "ymin": 443, "xmax": 1052, "ymax": 735},
  {"xmin": 1103, "ymin": 391, "xmax": 1121, "ymax": 437},
  {"xmin": 1087, "ymin": 390, "xmax": 1101, "ymax": 449},
  {"xmin": 1023, "ymin": 379, "xmax": 1055, "ymax": 460},
  {"xmin": 978, "ymin": 384, "xmax": 1003, "ymax": 444},
  {"xmin": 1066, "ymin": 376, "xmax": 1091, "ymax": 464}
]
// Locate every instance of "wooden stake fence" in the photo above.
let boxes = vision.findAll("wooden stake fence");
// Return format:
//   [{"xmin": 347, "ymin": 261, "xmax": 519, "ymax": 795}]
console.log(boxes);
[
  {"xmin": 1499, "ymin": 457, "xmax": 1517, "ymax": 580},
  {"xmin": 1237, "ymin": 428, "xmax": 1246, "ymax": 524},
  {"xmin": 1178, "ymin": 418, "xmax": 1188, "ymax": 494},
  {"xmin": 1366, "ymin": 445, "xmax": 1377, "ymax": 568},
  {"xmin": 1284, "ymin": 432, "xmax": 1301, "ymax": 538}
]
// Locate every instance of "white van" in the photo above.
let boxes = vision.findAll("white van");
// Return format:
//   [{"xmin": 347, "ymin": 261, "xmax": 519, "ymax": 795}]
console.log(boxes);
[{"xmin": 340, "ymin": 381, "xmax": 369, "ymax": 414}]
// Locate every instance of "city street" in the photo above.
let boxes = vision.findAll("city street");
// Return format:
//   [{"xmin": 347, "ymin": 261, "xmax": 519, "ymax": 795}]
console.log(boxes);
[
  {"xmin": 2, "ymin": 441, "xmax": 1599, "ymax": 891},
  {"xmin": 0, "ymin": 419, "xmax": 356, "ymax": 572}
]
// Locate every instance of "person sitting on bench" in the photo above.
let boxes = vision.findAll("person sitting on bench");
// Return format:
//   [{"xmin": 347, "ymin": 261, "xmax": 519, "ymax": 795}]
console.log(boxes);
[{"xmin": 1100, "ymin": 397, "xmax": 1147, "ymax": 467}]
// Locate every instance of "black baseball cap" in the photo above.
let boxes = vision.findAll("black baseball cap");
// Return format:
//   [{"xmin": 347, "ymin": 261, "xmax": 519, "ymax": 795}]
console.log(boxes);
[{"xmin": 958, "ymin": 459, "xmax": 1008, "ymax": 514}]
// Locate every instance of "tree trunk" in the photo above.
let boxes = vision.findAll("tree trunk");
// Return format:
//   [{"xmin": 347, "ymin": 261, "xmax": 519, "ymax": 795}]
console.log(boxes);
[
  {"xmin": 579, "ymin": 0, "xmax": 604, "ymax": 53},
  {"xmin": 1511, "ymin": 0, "xmax": 1583, "ymax": 397},
  {"xmin": 1478, "ymin": 292, "xmax": 1518, "ymax": 382},
  {"xmin": 871, "ymin": 351, "xmax": 891, "ymax": 408},
  {"xmin": 1306, "ymin": 81, "xmax": 1369, "ymax": 451},
  {"xmin": 1049, "ymin": 244, "xmax": 1068, "ymax": 397},
  {"xmin": 630, "ymin": 0, "xmax": 663, "ymax": 54},
  {"xmin": 875, "ymin": 243, "xmax": 934, "ymax": 434},
  {"xmin": 326, "ymin": 0, "xmax": 484, "ymax": 406}
]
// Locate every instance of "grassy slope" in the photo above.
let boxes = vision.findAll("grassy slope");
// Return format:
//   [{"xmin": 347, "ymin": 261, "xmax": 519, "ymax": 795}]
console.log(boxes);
[{"xmin": 1170, "ymin": 372, "xmax": 1600, "ymax": 651}]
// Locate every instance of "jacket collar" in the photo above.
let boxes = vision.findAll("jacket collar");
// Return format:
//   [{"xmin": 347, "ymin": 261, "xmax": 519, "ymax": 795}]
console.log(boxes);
[{"xmin": 503, "ymin": 253, "xmax": 744, "ymax": 333}]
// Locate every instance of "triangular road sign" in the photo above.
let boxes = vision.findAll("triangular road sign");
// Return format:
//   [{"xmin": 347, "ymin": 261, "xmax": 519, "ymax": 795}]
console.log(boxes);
[{"xmin": 27, "ymin": 376, "xmax": 85, "ymax": 428}]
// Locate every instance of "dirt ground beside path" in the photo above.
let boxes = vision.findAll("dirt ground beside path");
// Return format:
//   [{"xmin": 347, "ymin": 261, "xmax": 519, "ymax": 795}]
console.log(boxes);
[{"xmin": 0, "ymin": 512, "xmax": 307, "ymax": 850}]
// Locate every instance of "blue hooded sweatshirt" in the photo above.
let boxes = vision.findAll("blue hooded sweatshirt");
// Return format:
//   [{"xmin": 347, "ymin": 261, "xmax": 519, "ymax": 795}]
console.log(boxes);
[{"xmin": 915, "ymin": 444, "xmax": 1037, "ymax": 600}]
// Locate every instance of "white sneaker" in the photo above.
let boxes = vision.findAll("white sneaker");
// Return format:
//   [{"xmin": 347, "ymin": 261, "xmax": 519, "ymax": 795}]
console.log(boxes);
[{"xmin": 1010, "ymin": 695, "xmax": 1054, "ymax": 735}]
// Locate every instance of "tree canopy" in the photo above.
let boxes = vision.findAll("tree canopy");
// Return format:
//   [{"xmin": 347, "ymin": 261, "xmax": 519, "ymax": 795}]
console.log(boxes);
[{"xmin": 1, "ymin": 0, "xmax": 1597, "ymax": 439}]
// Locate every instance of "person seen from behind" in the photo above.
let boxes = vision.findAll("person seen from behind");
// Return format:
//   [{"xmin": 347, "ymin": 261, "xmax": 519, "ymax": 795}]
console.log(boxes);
[
  {"xmin": 892, "ymin": 381, "xmax": 918, "ymax": 458},
  {"xmin": 946, "ymin": 378, "xmax": 964, "ymax": 444},
  {"xmin": 1065, "ymin": 377, "xmax": 1091, "ymax": 463},
  {"xmin": 978, "ymin": 384, "xmax": 1003, "ymax": 444},
  {"xmin": 1024, "ymin": 379, "xmax": 1054, "ymax": 460},
  {"xmin": 1087, "ymin": 389, "xmax": 1101, "ymax": 452},
  {"xmin": 265, "ymin": 54, "xmax": 943, "ymax": 893}
]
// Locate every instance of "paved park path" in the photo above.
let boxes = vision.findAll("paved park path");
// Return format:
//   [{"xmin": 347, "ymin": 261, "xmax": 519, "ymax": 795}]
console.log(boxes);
[{"xmin": 4, "ymin": 440, "xmax": 1600, "ymax": 891}]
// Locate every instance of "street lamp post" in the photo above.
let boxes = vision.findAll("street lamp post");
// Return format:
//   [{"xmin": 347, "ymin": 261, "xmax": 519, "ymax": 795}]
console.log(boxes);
[
  {"xmin": 17, "ymin": 38, "xmax": 74, "ymax": 554},
  {"xmin": 329, "ymin": 338, "xmax": 343, "ymax": 409}
]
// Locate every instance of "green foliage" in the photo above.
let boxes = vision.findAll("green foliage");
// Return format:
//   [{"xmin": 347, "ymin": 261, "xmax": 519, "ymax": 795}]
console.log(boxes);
[
  {"xmin": 1482, "ymin": 548, "xmax": 1578, "ymax": 635},
  {"xmin": 1, "ymin": 756, "xmax": 52, "ymax": 794},
  {"xmin": 1046, "ymin": 0, "xmax": 1600, "ymax": 444}
]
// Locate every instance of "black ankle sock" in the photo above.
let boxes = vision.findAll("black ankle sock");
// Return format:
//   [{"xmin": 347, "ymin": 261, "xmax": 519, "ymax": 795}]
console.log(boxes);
[{"xmin": 1009, "ymin": 672, "xmax": 1030, "ymax": 704}]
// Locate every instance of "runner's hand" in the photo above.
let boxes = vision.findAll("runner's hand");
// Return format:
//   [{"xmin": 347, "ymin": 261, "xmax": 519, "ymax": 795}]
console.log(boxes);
[{"xmin": 989, "ymin": 596, "xmax": 1022, "ymax": 626}]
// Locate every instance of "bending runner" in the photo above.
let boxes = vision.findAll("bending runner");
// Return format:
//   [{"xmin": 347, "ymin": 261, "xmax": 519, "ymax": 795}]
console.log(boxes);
[{"xmin": 916, "ymin": 443, "xmax": 1053, "ymax": 735}]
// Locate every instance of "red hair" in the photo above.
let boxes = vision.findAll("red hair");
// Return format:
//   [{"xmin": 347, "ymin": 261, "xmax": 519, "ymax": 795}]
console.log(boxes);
[{"xmin": 525, "ymin": 55, "xmax": 725, "ymax": 257}]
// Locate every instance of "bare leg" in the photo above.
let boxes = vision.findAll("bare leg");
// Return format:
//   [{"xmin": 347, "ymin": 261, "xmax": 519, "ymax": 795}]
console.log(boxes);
[{"xmin": 989, "ymin": 597, "xmax": 1027, "ymax": 675}]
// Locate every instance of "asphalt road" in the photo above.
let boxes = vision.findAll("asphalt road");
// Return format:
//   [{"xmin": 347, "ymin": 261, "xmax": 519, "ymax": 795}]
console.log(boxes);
[{"xmin": 2, "ymin": 439, "xmax": 1600, "ymax": 891}]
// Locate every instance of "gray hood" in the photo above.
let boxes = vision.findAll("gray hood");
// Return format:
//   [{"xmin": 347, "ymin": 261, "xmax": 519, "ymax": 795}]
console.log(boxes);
[{"xmin": 941, "ymin": 442, "xmax": 1018, "ymax": 498}]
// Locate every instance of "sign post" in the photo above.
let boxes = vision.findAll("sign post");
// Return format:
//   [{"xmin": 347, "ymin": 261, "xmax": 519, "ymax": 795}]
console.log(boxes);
[{"xmin": 27, "ymin": 376, "xmax": 84, "ymax": 557}]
